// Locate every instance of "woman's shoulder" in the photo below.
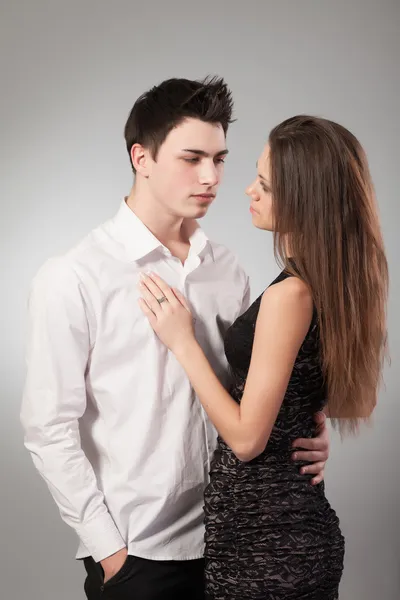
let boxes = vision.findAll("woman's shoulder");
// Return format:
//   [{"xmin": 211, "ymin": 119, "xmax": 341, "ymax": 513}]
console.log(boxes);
[{"xmin": 260, "ymin": 274, "xmax": 313, "ymax": 323}]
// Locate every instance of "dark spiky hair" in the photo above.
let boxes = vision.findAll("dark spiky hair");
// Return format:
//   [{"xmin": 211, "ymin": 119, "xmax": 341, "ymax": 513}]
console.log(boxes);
[{"xmin": 124, "ymin": 76, "xmax": 234, "ymax": 172}]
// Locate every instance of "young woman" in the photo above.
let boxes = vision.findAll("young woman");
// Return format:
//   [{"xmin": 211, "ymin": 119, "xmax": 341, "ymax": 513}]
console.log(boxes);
[{"xmin": 138, "ymin": 115, "xmax": 388, "ymax": 599}]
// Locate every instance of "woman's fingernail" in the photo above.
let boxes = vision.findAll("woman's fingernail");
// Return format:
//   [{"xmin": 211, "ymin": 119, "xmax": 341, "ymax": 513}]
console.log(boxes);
[
  {"xmin": 293, "ymin": 453, "xmax": 298, "ymax": 460},
  {"xmin": 301, "ymin": 468, "xmax": 306, "ymax": 474}
]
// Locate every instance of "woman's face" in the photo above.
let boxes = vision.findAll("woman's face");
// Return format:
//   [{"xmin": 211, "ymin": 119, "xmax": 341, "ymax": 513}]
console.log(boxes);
[{"xmin": 246, "ymin": 144, "xmax": 274, "ymax": 231}]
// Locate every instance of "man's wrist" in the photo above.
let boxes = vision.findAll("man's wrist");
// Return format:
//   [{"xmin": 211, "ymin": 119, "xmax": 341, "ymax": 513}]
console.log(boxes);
[{"xmin": 100, "ymin": 547, "xmax": 127, "ymax": 564}]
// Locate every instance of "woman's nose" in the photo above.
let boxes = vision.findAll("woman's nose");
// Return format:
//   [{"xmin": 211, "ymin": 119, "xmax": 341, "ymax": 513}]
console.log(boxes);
[{"xmin": 245, "ymin": 181, "xmax": 256, "ymax": 198}]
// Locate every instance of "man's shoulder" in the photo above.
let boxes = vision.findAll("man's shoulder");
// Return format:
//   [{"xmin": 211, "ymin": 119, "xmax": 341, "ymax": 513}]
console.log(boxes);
[{"xmin": 31, "ymin": 217, "xmax": 114, "ymax": 292}]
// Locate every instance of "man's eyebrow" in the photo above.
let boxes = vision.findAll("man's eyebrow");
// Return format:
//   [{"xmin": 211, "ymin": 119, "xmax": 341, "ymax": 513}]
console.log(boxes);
[{"xmin": 182, "ymin": 149, "xmax": 229, "ymax": 157}]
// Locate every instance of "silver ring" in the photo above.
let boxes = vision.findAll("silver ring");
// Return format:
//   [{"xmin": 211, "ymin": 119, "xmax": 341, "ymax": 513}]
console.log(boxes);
[{"xmin": 157, "ymin": 296, "xmax": 167, "ymax": 304}]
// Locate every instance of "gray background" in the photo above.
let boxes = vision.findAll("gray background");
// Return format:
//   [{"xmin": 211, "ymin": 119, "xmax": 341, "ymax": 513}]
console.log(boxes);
[{"xmin": 1, "ymin": 1, "xmax": 399, "ymax": 598}]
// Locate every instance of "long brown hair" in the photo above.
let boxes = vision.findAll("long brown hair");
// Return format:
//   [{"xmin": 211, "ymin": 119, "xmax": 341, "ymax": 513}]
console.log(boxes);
[{"xmin": 269, "ymin": 115, "xmax": 388, "ymax": 434}]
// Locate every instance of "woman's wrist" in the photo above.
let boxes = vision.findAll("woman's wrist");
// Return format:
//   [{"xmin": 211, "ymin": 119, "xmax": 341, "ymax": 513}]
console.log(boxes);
[{"xmin": 173, "ymin": 337, "xmax": 201, "ymax": 363}]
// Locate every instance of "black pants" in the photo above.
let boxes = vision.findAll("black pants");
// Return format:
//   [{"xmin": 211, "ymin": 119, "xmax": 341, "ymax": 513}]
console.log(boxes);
[{"xmin": 83, "ymin": 555, "xmax": 205, "ymax": 600}]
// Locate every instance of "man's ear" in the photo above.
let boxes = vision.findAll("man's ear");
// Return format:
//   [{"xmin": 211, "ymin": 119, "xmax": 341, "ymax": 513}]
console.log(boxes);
[{"xmin": 131, "ymin": 144, "xmax": 151, "ymax": 178}]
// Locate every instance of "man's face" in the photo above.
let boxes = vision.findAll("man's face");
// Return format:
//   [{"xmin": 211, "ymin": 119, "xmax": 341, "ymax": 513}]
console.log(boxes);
[{"xmin": 146, "ymin": 118, "xmax": 228, "ymax": 219}]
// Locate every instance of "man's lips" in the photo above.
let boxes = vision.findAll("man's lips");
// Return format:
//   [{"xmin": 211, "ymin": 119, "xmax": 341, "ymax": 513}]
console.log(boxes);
[{"xmin": 192, "ymin": 194, "xmax": 215, "ymax": 203}]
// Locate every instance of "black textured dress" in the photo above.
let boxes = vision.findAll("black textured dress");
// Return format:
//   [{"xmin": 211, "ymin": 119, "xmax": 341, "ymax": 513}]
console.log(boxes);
[{"xmin": 203, "ymin": 269, "xmax": 345, "ymax": 600}]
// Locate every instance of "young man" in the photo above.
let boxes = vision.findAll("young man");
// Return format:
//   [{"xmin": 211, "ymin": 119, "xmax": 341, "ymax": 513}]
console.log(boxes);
[{"xmin": 21, "ymin": 77, "xmax": 330, "ymax": 600}]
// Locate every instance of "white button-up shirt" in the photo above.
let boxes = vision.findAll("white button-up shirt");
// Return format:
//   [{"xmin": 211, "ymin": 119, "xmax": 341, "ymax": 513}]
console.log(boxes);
[{"xmin": 20, "ymin": 200, "xmax": 249, "ymax": 563}]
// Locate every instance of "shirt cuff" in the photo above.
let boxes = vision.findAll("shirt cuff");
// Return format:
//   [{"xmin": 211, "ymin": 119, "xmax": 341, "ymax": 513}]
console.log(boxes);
[{"xmin": 76, "ymin": 512, "xmax": 126, "ymax": 562}]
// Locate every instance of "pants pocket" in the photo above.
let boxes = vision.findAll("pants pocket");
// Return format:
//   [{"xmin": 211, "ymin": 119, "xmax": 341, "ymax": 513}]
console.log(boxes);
[
  {"xmin": 83, "ymin": 555, "xmax": 136, "ymax": 594},
  {"xmin": 102, "ymin": 555, "xmax": 135, "ymax": 589}
]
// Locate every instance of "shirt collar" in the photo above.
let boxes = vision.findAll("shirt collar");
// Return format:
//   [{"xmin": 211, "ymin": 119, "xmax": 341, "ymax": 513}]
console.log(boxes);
[{"xmin": 112, "ymin": 200, "xmax": 214, "ymax": 263}]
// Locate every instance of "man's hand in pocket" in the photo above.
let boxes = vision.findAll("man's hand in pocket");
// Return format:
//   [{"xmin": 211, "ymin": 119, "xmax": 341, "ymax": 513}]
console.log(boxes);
[{"xmin": 101, "ymin": 547, "xmax": 128, "ymax": 583}]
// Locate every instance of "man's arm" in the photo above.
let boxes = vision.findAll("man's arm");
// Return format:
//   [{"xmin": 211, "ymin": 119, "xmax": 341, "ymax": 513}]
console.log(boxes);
[{"xmin": 20, "ymin": 258, "xmax": 125, "ymax": 563}]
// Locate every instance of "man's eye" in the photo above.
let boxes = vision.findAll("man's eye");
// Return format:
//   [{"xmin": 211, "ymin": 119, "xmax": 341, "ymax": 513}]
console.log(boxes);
[
  {"xmin": 184, "ymin": 158, "xmax": 199, "ymax": 163},
  {"xmin": 215, "ymin": 158, "xmax": 225, "ymax": 164}
]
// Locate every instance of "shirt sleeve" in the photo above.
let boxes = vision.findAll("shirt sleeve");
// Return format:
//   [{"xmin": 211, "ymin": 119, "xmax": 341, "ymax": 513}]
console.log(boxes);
[{"xmin": 20, "ymin": 257, "xmax": 125, "ymax": 562}]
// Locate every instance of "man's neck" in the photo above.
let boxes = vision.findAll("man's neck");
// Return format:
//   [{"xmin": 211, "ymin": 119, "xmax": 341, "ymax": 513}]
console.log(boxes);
[
  {"xmin": 126, "ymin": 188, "xmax": 186, "ymax": 246},
  {"xmin": 125, "ymin": 187, "xmax": 194, "ymax": 264}
]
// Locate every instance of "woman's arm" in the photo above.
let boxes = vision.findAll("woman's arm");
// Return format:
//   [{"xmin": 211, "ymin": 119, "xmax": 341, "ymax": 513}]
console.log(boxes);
[{"xmin": 139, "ymin": 273, "xmax": 313, "ymax": 462}]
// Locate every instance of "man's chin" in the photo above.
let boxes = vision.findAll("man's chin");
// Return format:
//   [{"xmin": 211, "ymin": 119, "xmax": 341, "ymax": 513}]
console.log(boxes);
[{"xmin": 185, "ymin": 206, "xmax": 210, "ymax": 219}]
